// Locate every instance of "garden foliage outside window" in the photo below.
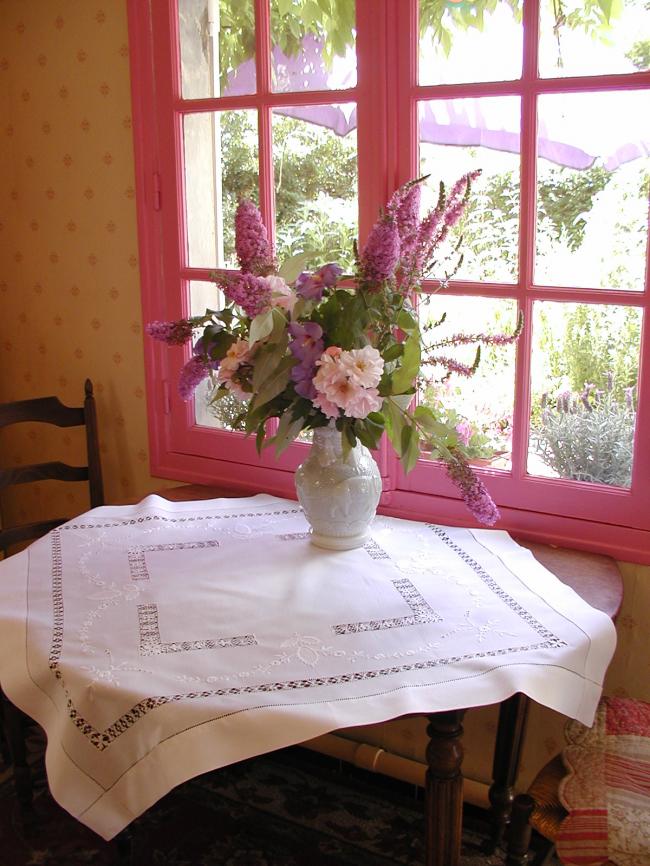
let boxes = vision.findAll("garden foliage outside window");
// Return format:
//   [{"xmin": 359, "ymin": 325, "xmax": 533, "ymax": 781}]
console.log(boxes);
[{"xmin": 128, "ymin": 0, "xmax": 650, "ymax": 562}]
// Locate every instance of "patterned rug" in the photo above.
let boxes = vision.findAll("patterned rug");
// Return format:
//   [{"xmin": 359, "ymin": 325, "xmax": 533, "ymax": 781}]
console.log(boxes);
[{"xmin": 0, "ymin": 745, "xmax": 518, "ymax": 866}]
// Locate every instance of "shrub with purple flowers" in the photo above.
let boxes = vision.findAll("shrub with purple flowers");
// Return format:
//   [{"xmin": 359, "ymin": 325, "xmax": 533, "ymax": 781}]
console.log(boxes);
[
  {"xmin": 147, "ymin": 174, "xmax": 522, "ymax": 526},
  {"xmin": 533, "ymin": 377, "xmax": 636, "ymax": 487}
]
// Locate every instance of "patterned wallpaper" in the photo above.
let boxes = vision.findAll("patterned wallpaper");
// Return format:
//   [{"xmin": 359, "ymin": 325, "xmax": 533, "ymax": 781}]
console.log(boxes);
[
  {"xmin": 0, "ymin": 0, "xmax": 176, "ymax": 528},
  {"xmin": 1, "ymin": 0, "xmax": 649, "ymax": 797}
]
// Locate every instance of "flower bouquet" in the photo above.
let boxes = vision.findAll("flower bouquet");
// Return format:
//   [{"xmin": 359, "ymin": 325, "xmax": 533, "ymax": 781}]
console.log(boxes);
[{"xmin": 147, "ymin": 173, "xmax": 521, "ymax": 530}]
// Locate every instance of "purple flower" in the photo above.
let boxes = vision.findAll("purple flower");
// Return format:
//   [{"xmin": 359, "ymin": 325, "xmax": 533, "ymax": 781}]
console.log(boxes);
[
  {"xmin": 429, "ymin": 355, "xmax": 476, "ymax": 378},
  {"xmin": 295, "ymin": 272, "xmax": 321, "ymax": 301},
  {"xmin": 446, "ymin": 455, "xmax": 500, "ymax": 526},
  {"xmin": 414, "ymin": 207, "xmax": 444, "ymax": 271},
  {"xmin": 318, "ymin": 262, "xmax": 343, "ymax": 287},
  {"xmin": 391, "ymin": 183, "xmax": 421, "ymax": 260},
  {"xmin": 360, "ymin": 219, "xmax": 400, "ymax": 285},
  {"xmin": 291, "ymin": 362, "xmax": 317, "ymax": 399},
  {"xmin": 288, "ymin": 321, "xmax": 324, "ymax": 364},
  {"xmin": 448, "ymin": 169, "xmax": 481, "ymax": 204},
  {"xmin": 178, "ymin": 355, "xmax": 214, "ymax": 401},
  {"xmin": 146, "ymin": 319, "xmax": 195, "ymax": 346},
  {"xmin": 234, "ymin": 199, "xmax": 275, "ymax": 275},
  {"xmin": 295, "ymin": 263, "xmax": 343, "ymax": 301},
  {"xmin": 288, "ymin": 322, "xmax": 324, "ymax": 397},
  {"xmin": 223, "ymin": 273, "xmax": 272, "ymax": 319},
  {"xmin": 443, "ymin": 169, "xmax": 482, "ymax": 229}
]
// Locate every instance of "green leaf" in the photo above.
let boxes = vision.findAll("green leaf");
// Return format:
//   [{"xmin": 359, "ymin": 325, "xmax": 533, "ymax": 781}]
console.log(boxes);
[
  {"xmin": 391, "ymin": 334, "xmax": 421, "ymax": 394},
  {"xmin": 248, "ymin": 309, "xmax": 274, "ymax": 346},
  {"xmin": 303, "ymin": 0, "xmax": 320, "ymax": 25},
  {"xmin": 278, "ymin": 251, "xmax": 314, "ymax": 284},
  {"xmin": 597, "ymin": 0, "xmax": 613, "ymax": 22},
  {"xmin": 341, "ymin": 422, "xmax": 356, "ymax": 457},
  {"xmin": 250, "ymin": 355, "xmax": 294, "ymax": 411},
  {"xmin": 396, "ymin": 309, "xmax": 418, "ymax": 333},
  {"xmin": 413, "ymin": 404, "xmax": 452, "ymax": 437},
  {"xmin": 392, "ymin": 393, "xmax": 415, "ymax": 412},
  {"xmin": 276, "ymin": 0, "xmax": 292, "ymax": 16},
  {"xmin": 251, "ymin": 336, "xmax": 289, "ymax": 392},
  {"xmin": 205, "ymin": 329, "xmax": 236, "ymax": 361},
  {"xmin": 384, "ymin": 398, "xmax": 406, "ymax": 454},
  {"xmin": 315, "ymin": 290, "xmax": 367, "ymax": 350},
  {"xmin": 272, "ymin": 409, "xmax": 304, "ymax": 457},
  {"xmin": 354, "ymin": 418, "xmax": 383, "ymax": 451},
  {"xmin": 207, "ymin": 385, "xmax": 230, "ymax": 405},
  {"xmin": 382, "ymin": 342, "xmax": 404, "ymax": 362},
  {"xmin": 268, "ymin": 307, "xmax": 288, "ymax": 343},
  {"xmin": 400, "ymin": 424, "xmax": 420, "ymax": 474},
  {"xmin": 255, "ymin": 425, "xmax": 266, "ymax": 455}
]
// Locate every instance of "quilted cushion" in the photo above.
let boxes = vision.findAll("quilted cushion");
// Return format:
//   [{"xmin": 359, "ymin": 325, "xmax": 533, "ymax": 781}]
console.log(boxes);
[{"xmin": 556, "ymin": 696, "xmax": 650, "ymax": 866}]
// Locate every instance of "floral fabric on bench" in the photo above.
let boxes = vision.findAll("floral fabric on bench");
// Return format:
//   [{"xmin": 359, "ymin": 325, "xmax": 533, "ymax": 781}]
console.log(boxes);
[{"xmin": 557, "ymin": 696, "xmax": 650, "ymax": 866}]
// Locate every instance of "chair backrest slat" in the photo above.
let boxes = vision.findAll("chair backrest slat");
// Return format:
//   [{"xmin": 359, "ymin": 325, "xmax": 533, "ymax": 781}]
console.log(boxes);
[
  {"xmin": 84, "ymin": 379, "xmax": 104, "ymax": 508},
  {"xmin": 0, "ymin": 463, "xmax": 90, "ymax": 490},
  {"xmin": 0, "ymin": 379, "xmax": 104, "ymax": 557},
  {"xmin": 0, "ymin": 519, "xmax": 66, "ymax": 549},
  {"xmin": 0, "ymin": 397, "xmax": 85, "ymax": 429}
]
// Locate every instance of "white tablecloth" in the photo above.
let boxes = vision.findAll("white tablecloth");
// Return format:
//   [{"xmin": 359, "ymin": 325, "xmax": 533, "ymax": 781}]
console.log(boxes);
[{"xmin": 0, "ymin": 494, "xmax": 616, "ymax": 840}]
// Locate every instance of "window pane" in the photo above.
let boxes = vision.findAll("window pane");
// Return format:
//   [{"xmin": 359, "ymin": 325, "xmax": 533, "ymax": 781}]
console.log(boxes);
[
  {"xmin": 179, "ymin": 0, "xmax": 256, "ymax": 99},
  {"xmin": 419, "ymin": 97, "xmax": 521, "ymax": 284},
  {"xmin": 189, "ymin": 279, "xmax": 222, "ymax": 317},
  {"xmin": 528, "ymin": 301, "xmax": 641, "ymax": 488},
  {"xmin": 184, "ymin": 110, "xmax": 259, "ymax": 269},
  {"xmin": 270, "ymin": 0, "xmax": 356, "ymax": 93},
  {"xmin": 418, "ymin": 295, "xmax": 518, "ymax": 468},
  {"xmin": 535, "ymin": 92, "xmax": 650, "ymax": 291},
  {"xmin": 419, "ymin": 0, "xmax": 522, "ymax": 85},
  {"xmin": 539, "ymin": 0, "xmax": 649, "ymax": 78},
  {"xmin": 272, "ymin": 107, "xmax": 358, "ymax": 273},
  {"xmin": 191, "ymin": 282, "xmax": 247, "ymax": 430},
  {"xmin": 195, "ymin": 378, "xmax": 249, "ymax": 431}
]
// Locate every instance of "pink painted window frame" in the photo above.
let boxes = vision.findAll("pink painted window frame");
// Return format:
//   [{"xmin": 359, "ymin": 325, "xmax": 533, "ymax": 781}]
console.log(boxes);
[{"xmin": 127, "ymin": 0, "xmax": 650, "ymax": 563}]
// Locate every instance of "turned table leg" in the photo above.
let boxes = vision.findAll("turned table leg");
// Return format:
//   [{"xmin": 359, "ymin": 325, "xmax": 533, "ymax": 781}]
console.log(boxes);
[
  {"xmin": 2, "ymin": 692, "xmax": 34, "ymax": 814},
  {"xmin": 425, "ymin": 709, "xmax": 466, "ymax": 866},
  {"xmin": 484, "ymin": 693, "xmax": 530, "ymax": 853}
]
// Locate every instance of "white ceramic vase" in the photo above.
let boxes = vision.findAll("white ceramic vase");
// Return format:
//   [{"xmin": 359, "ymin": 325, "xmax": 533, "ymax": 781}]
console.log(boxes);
[{"xmin": 295, "ymin": 422, "xmax": 382, "ymax": 550}]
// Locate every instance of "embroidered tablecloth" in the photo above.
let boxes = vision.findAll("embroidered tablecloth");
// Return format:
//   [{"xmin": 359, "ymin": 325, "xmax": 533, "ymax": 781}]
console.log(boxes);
[{"xmin": 0, "ymin": 494, "xmax": 616, "ymax": 840}]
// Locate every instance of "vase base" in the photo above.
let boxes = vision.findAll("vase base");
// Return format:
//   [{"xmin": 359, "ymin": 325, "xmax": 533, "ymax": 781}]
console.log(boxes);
[{"xmin": 309, "ymin": 530, "xmax": 369, "ymax": 551}]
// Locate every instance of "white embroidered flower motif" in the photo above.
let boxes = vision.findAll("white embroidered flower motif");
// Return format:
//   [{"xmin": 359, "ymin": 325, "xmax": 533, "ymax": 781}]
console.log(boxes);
[
  {"xmin": 280, "ymin": 634, "xmax": 341, "ymax": 667},
  {"xmin": 81, "ymin": 649, "xmax": 151, "ymax": 687},
  {"xmin": 440, "ymin": 611, "xmax": 517, "ymax": 643}
]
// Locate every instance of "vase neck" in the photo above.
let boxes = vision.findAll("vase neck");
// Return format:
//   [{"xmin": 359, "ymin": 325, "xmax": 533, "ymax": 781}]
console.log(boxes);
[{"xmin": 313, "ymin": 422, "xmax": 343, "ymax": 452}]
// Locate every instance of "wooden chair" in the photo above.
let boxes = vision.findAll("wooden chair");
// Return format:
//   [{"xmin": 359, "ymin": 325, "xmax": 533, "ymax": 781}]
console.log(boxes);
[
  {"xmin": 506, "ymin": 696, "xmax": 650, "ymax": 866},
  {"xmin": 0, "ymin": 378, "xmax": 104, "ymax": 555},
  {"xmin": 0, "ymin": 379, "xmax": 104, "ymax": 817}
]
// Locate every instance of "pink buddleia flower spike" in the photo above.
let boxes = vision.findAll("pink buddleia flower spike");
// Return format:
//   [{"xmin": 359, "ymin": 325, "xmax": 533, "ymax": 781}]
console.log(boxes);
[
  {"xmin": 222, "ymin": 273, "xmax": 272, "ymax": 319},
  {"xmin": 145, "ymin": 320, "xmax": 195, "ymax": 346},
  {"xmin": 360, "ymin": 218, "xmax": 400, "ymax": 285},
  {"xmin": 443, "ymin": 169, "xmax": 482, "ymax": 229},
  {"xmin": 446, "ymin": 453, "xmax": 500, "ymax": 526},
  {"xmin": 178, "ymin": 355, "xmax": 214, "ymax": 401},
  {"xmin": 427, "ymin": 356, "xmax": 476, "ymax": 378},
  {"xmin": 234, "ymin": 199, "xmax": 275, "ymax": 275},
  {"xmin": 394, "ymin": 183, "xmax": 421, "ymax": 262}
]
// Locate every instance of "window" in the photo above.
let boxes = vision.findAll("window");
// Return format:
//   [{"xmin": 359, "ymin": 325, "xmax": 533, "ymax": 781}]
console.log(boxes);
[{"xmin": 128, "ymin": 0, "xmax": 650, "ymax": 562}]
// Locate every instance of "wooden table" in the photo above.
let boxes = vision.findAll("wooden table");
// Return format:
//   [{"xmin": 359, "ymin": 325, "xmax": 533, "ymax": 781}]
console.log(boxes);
[{"xmin": 152, "ymin": 484, "xmax": 623, "ymax": 866}]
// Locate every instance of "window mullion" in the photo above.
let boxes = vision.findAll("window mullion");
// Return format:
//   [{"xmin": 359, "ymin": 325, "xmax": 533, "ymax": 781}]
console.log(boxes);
[
  {"xmin": 254, "ymin": 0, "xmax": 274, "ymax": 247},
  {"xmin": 510, "ymin": 0, "xmax": 541, "ymax": 480}
]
